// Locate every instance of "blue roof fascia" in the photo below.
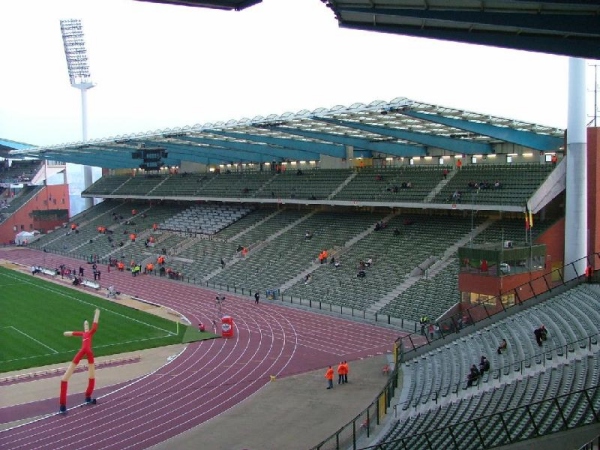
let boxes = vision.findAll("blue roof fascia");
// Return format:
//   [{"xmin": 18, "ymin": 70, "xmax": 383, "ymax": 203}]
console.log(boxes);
[
  {"xmin": 142, "ymin": 141, "xmax": 230, "ymax": 165},
  {"xmin": 144, "ymin": 140, "xmax": 255, "ymax": 164},
  {"xmin": 210, "ymin": 130, "xmax": 346, "ymax": 159},
  {"xmin": 337, "ymin": 7, "xmax": 600, "ymax": 35},
  {"xmin": 273, "ymin": 127, "xmax": 426, "ymax": 157},
  {"xmin": 317, "ymin": 118, "xmax": 492, "ymax": 155},
  {"xmin": 39, "ymin": 152, "xmax": 138, "ymax": 169},
  {"xmin": 175, "ymin": 136, "xmax": 319, "ymax": 161},
  {"xmin": 402, "ymin": 110, "xmax": 564, "ymax": 151},
  {"xmin": 0, "ymin": 139, "xmax": 35, "ymax": 151}
]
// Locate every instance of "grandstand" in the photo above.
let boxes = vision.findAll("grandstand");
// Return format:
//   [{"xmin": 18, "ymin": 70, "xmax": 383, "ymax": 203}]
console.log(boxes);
[
  {"xmin": 2, "ymin": 99, "xmax": 600, "ymax": 449},
  {"xmin": 2, "ymin": 0, "xmax": 599, "ymax": 447}
]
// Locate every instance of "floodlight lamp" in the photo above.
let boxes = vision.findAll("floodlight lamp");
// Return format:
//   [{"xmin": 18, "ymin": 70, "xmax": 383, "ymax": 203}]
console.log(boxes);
[{"xmin": 60, "ymin": 19, "xmax": 94, "ymax": 88}]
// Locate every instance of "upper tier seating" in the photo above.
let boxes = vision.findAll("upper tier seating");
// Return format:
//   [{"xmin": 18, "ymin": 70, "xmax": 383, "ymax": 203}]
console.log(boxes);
[
  {"xmin": 334, "ymin": 166, "xmax": 448, "ymax": 203},
  {"xmin": 432, "ymin": 163, "xmax": 554, "ymax": 206}
]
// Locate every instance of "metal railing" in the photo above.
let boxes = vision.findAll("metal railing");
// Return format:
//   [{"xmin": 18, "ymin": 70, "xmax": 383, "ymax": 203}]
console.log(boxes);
[
  {"xmin": 402, "ymin": 332, "xmax": 599, "ymax": 410},
  {"xmin": 358, "ymin": 385, "xmax": 600, "ymax": 450},
  {"xmin": 397, "ymin": 253, "xmax": 600, "ymax": 361},
  {"xmin": 310, "ymin": 254, "xmax": 600, "ymax": 450}
]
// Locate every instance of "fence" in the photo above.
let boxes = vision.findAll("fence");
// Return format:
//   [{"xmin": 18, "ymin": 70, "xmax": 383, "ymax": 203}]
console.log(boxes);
[
  {"xmin": 357, "ymin": 385, "xmax": 600, "ymax": 450},
  {"xmin": 397, "ymin": 253, "xmax": 600, "ymax": 361}
]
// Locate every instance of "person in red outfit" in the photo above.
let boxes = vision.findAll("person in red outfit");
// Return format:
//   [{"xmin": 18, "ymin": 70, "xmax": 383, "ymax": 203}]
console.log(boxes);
[{"xmin": 59, "ymin": 309, "xmax": 100, "ymax": 413}]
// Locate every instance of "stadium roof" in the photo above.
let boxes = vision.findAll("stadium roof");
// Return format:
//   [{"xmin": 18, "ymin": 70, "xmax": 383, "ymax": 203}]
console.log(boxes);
[
  {"xmin": 326, "ymin": 0, "xmax": 600, "ymax": 59},
  {"xmin": 0, "ymin": 138, "xmax": 35, "ymax": 159},
  {"xmin": 9, "ymin": 97, "xmax": 564, "ymax": 170},
  {"xmin": 136, "ymin": 0, "xmax": 600, "ymax": 59},
  {"xmin": 134, "ymin": 0, "xmax": 260, "ymax": 11}
]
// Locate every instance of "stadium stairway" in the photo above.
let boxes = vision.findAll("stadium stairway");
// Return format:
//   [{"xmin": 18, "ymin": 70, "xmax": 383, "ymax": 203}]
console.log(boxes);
[
  {"xmin": 203, "ymin": 209, "xmax": 318, "ymax": 283},
  {"xmin": 424, "ymin": 167, "xmax": 458, "ymax": 203},
  {"xmin": 366, "ymin": 218, "xmax": 495, "ymax": 316},
  {"xmin": 345, "ymin": 210, "xmax": 400, "ymax": 248},
  {"xmin": 327, "ymin": 171, "xmax": 358, "ymax": 199},
  {"xmin": 278, "ymin": 210, "xmax": 399, "ymax": 295},
  {"xmin": 223, "ymin": 209, "xmax": 283, "ymax": 243}
]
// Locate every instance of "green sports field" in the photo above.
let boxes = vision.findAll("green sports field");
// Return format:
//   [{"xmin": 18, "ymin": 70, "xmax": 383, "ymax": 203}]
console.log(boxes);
[{"xmin": 0, "ymin": 265, "xmax": 206, "ymax": 373}]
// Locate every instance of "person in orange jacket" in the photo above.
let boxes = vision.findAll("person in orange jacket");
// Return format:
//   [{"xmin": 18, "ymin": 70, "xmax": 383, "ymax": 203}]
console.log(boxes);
[
  {"xmin": 342, "ymin": 361, "xmax": 349, "ymax": 383},
  {"xmin": 337, "ymin": 362, "xmax": 344, "ymax": 385},
  {"xmin": 325, "ymin": 366, "xmax": 334, "ymax": 389}
]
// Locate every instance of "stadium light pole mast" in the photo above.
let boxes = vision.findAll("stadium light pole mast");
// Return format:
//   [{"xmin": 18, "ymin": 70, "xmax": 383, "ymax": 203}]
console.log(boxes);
[{"xmin": 60, "ymin": 19, "xmax": 95, "ymax": 210}]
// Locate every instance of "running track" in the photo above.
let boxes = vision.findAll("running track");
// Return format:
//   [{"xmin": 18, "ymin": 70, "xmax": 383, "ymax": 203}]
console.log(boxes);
[{"xmin": 0, "ymin": 249, "xmax": 404, "ymax": 449}]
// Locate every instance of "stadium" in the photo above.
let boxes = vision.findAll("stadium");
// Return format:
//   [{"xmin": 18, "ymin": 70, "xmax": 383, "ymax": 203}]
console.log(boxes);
[{"xmin": 1, "ymin": 1, "xmax": 600, "ymax": 450}]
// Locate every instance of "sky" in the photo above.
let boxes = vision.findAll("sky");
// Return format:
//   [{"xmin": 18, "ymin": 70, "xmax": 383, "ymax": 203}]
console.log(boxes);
[{"xmin": 0, "ymin": 0, "xmax": 598, "ymax": 150}]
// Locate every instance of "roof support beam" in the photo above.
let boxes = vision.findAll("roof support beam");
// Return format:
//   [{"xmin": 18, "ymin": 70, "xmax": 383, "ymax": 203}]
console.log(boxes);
[
  {"xmin": 272, "ymin": 127, "xmax": 426, "ymax": 157},
  {"xmin": 142, "ymin": 141, "xmax": 234, "ymax": 165},
  {"xmin": 402, "ymin": 111, "xmax": 564, "ymax": 151},
  {"xmin": 210, "ymin": 130, "xmax": 346, "ymax": 158},
  {"xmin": 93, "ymin": 144, "xmax": 183, "ymax": 167},
  {"xmin": 175, "ymin": 136, "xmax": 320, "ymax": 161},
  {"xmin": 39, "ymin": 152, "xmax": 137, "ymax": 169},
  {"xmin": 316, "ymin": 118, "xmax": 493, "ymax": 155}
]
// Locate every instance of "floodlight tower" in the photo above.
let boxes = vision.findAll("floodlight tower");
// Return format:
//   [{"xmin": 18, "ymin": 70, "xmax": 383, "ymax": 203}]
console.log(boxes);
[{"xmin": 60, "ymin": 19, "xmax": 95, "ymax": 210}]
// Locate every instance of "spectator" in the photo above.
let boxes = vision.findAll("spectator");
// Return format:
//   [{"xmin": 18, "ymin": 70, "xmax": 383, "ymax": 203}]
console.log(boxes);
[
  {"xmin": 467, "ymin": 364, "xmax": 480, "ymax": 387},
  {"xmin": 534, "ymin": 325, "xmax": 548, "ymax": 346},
  {"xmin": 497, "ymin": 339, "xmax": 507, "ymax": 354},
  {"xmin": 479, "ymin": 356, "xmax": 490, "ymax": 373},
  {"xmin": 420, "ymin": 316, "xmax": 429, "ymax": 335}
]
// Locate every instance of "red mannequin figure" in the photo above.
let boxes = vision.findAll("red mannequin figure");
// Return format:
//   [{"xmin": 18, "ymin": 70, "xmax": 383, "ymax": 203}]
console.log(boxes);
[{"xmin": 59, "ymin": 309, "xmax": 100, "ymax": 414}]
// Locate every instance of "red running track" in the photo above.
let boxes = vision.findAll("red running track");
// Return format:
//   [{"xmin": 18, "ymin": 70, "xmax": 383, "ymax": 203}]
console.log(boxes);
[{"xmin": 0, "ymin": 249, "xmax": 402, "ymax": 449}]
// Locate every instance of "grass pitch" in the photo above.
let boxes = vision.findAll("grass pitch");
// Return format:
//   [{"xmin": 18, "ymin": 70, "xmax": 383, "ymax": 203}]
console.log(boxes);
[{"xmin": 0, "ymin": 265, "xmax": 207, "ymax": 373}]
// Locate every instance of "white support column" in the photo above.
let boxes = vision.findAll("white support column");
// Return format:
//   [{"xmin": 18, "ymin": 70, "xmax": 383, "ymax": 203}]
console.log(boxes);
[
  {"xmin": 80, "ymin": 88, "xmax": 93, "ymax": 209},
  {"xmin": 564, "ymin": 57, "xmax": 588, "ymax": 279}
]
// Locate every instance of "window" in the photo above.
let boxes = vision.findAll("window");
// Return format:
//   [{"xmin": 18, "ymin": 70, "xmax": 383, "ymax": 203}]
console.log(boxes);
[{"xmin": 466, "ymin": 292, "xmax": 497, "ymax": 306}]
